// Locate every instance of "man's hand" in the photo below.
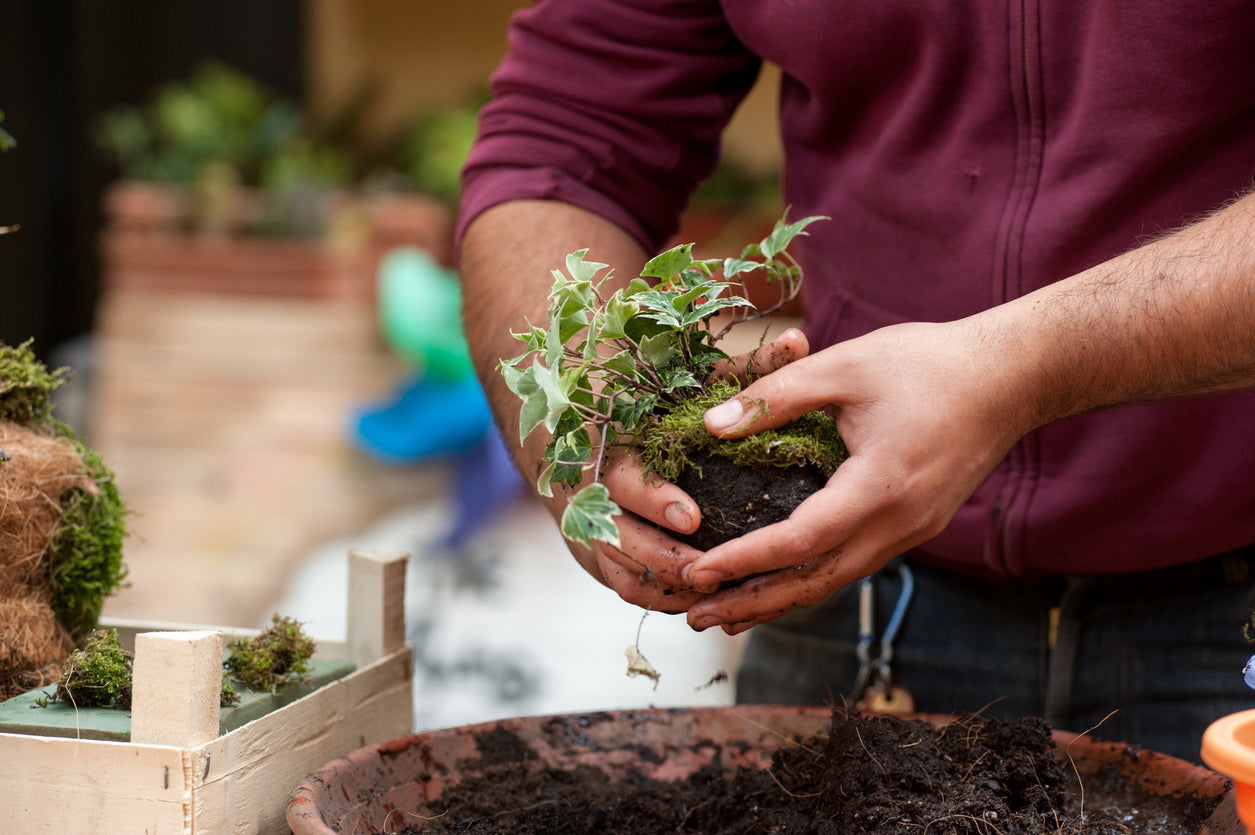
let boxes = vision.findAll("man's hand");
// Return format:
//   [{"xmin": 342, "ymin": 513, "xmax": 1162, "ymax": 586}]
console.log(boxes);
[
  {"xmin": 460, "ymin": 199, "xmax": 810, "ymax": 613},
  {"xmin": 679, "ymin": 318, "xmax": 1029, "ymax": 633},
  {"xmin": 591, "ymin": 326, "xmax": 813, "ymax": 611},
  {"xmin": 682, "ymin": 189, "xmax": 1255, "ymax": 633}
]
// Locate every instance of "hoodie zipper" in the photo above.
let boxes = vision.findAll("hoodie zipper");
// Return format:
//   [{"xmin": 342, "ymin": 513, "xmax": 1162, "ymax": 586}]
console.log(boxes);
[{"xmin": 987, "ymin": 0, "xmax": 1045, "ymax": 575}]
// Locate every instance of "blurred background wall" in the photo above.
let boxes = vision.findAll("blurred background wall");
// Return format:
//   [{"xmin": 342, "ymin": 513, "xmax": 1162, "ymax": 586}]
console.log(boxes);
[
  {"xmin": 0, "ymin": 1, "xmax": 780, "ymax": 366},
  {"xmin": 0, "ymin": 2, "xmax": 782, "ymax": 630},
  {"xmin": 0, "ymin": 2, "xmax": 304, "ymax": 360}
]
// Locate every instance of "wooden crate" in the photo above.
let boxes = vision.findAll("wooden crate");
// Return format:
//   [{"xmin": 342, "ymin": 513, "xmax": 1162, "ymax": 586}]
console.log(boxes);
[{"xmin": 0, "ymin": 550, "xmax": 414, "ymax": 835}]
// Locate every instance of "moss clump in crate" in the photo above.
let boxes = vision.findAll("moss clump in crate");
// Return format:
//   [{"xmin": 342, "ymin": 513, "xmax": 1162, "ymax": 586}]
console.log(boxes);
[
  {"xmin": 0, "ymin": 341, "xmax": 130, "ymax": 699},
  {"xmin": 42, "ymin": 628, "xmax": 134, "ymax": 709},
  {"xmin": 4, "ymin": 616, "xmax": 350, "ymax": 741},
  {"xmin": 225, "ymin": 614, "xmax": 317, "ymax": 694},
  {"xmin": 40, "ymin": 616, "xmax": 319, "ymax": 710}
]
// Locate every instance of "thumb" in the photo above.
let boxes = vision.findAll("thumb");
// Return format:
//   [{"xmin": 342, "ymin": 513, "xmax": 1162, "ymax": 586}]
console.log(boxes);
[{"xmin": 703, "ymin": 361, "xmax": 819, "ymax": 439}]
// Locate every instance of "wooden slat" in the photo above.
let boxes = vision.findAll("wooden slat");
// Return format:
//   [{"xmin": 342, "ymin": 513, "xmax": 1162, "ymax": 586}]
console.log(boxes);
[
  {"xmin": 0, "ymin": 735, "xmax": 190, "ymax": 834},
  {"xmin": 347, "ymin": 550, "xmax": 408, "ymax": 669},
  {"xmin": 192, "ymin": 646, "xmax": 413, "ymax": 834},
  {"xmin": 131, "ymin": 632, "xmax": 224, "ymax": 748}
]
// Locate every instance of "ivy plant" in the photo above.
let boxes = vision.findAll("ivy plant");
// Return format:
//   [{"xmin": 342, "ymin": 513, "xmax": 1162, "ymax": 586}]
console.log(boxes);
[{"xmin": 501, "ymin": 214, "xmax": 826, "ymax": 549}]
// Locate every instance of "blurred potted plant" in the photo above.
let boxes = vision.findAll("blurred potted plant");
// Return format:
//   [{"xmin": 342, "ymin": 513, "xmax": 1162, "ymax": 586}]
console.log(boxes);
[
  {"xmin": 97, "ymin": 62, "xmax": 357, "ymax": 238},
  {"xmin": 95, "ymin": 62, "xmax": 459, "ymax": 298}
]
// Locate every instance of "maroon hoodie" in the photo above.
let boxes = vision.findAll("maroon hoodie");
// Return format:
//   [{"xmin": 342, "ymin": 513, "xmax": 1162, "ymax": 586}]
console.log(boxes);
[{"xmin": 459, "ymin": 0, "xmax": 1255, "ymax": 579}]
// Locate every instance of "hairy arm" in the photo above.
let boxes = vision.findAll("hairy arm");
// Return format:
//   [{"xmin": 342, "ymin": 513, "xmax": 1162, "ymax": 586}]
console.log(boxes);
[
  {"xmin": 1007, "ymin": 190, "xmax": 1255, "ymax": 422},
  {"xmin": 681, "ymin": 189, "xmax": 1255, "ymax": 632}
]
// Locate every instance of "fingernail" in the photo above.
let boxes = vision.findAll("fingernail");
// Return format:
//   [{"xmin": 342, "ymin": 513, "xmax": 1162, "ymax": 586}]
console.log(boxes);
[
  {"xmin": 691, "ymin": 615, "xmax": 721, "ymax": 631},
  {"xmin": 664, "ymin": 502, "xmax": 692, "ymax": 533},
  {"xmin": 705, "ymin": 399, "xmax": 745, "ymax": 432},
  {"xmin": 683, "ymin": 565, "xmax": 722, "ymax": 589}
]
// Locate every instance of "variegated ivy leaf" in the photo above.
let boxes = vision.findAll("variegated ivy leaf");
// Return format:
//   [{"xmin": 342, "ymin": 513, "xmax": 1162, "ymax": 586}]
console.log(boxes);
[
  {"xmin": 662, "ymin": 368, "xmax": 702, "ymax": 394},
  {"xmin": 548, "ymin": 269, "xmax": 592, "ymax": 318},
  {"xmin": 511, "ymin": 321, "xmax": 548, "ymax": 352},
  {"xmin": 611, "ymin": 391, "xmax": 657, "ymax": 431},
  {"xmin": 640, "ymin": 242, "xmax": 695, "ymax": 281},
  {"xmin": 622, "ymin": 276, "xmax": 652, "ymax": 297},
  {"xmin": 598, "ymin": 293, "xmax": 638, "ymax": 340},
  {"xmin": 689, "ymin": 345, "xmax": 731, "ymax": 369},
  {"xmin": 517, "ymin": 359, "xmax": 572, "ymax": 436},
  {"xmin": 561, "ymin": 483, "xmax": 622, "ymax": 548},
  {"xmin": 511, "ymin": 365, "xmax": 550, "ymax": 442},
  {"xmin": 633, "ymin": 290, "xmax": 685, "ymax": 328},
  {"xmin": 536, "ymin": 460, "xmax": 557, "ymax": 498},
  {"xmin": 721, "ymin": 257, "xmax": 761, "ymax": 280},
  {"xmin": 639, "ymin": 331, "xmax": 680, "ymax": 368},
  {"xmin": 555, "ymin": 426, "xmax": 593, "ymax": 468},
  {"xmin": 685, "ymin": 294, "xmax": 755, "ymax": 325},
  {"xmin": 670, "ymin": 281, "xmax": 723, "ymax": 312},
  {"xmin": 566, "ymin": 248, "xmax": 610, "ymax": 285},
  {"xmin": 556, "ymin": 309, "xmax": 592, "ymax": 354},
  {"xmin": 760, "ymin": 215, "xmax": 826, "ymax": 259},
  {"xmin": 601, "ymin": 349, "xmax": 638, "ymax": 380},
  {"xmin": 539, "ymin": 434, "xmax": 592, "ymax": 492},
  {"xmin": 542, "ymin": 435, "xmax": 589, "ymax": 491}
]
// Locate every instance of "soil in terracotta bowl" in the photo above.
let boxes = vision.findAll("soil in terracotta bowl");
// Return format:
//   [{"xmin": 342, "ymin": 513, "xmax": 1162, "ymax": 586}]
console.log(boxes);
[{"xmin": 298, "ymin": 707, "xmax": 1233, "ymax": 835}]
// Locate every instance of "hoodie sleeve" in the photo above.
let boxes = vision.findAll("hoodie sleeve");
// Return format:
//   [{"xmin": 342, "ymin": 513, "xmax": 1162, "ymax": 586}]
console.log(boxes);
[{"xmin": 457, "ymin": 0, "xmax": 762, "ymax": 252}]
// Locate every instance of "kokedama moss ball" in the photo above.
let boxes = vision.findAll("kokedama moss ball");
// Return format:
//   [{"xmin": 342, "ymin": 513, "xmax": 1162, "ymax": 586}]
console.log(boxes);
[
  {"xmin": 636, "ymin": 380, "xmax": 848, "ymax": 551},
  {"xmin": 0, "ymin": 423, "xmax": 91, "ymax": 591},
  {"xmin": 0, "ymin": 597, "xmax": 74, "ymax": 695},
  {"xmin": 0, "ymin": 341, "xmax": 129, "ymax": 699}
]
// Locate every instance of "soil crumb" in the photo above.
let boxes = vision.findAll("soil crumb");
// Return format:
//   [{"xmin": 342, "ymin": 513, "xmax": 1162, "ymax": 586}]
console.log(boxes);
[{"xmin": 390, "ymin": 709, "xmax": 1221, "ymax": 834}]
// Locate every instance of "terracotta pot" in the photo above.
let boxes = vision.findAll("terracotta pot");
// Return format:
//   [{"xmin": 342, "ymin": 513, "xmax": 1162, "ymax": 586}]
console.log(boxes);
[
  {"xmin": 286, "ymin": 705, "xmax": 1240, "ymax": 834},
  {"xmin": 1203, "ymin": 709, "xmax": 1255, "ymax": 833}
]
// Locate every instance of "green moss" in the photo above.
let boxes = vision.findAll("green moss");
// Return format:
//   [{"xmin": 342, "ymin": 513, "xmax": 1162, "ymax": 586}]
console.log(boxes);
[
  {"xmin": 37, "ymin": 620, "xmax": 309, "ymax": 711},
  {"xmin": 0, "ymin": 340, "xmax": 66, "ymax": 426},
  {"xmin": 220, "ymin": 673, "xmax": 240, "ymax": 707},
  {"xmin": 638, "ymin": 379, "xmax": 848, "ymax": 483},
  {"xmin": 49, "ymin": 442, "xmax": 130, "ymax": 642},
  {"xmin": 224, "ymin": 614, "xmax": 316, "ymax": 694},
  {"xmin": 51, "ymin": 628, "xmax": 133, "ymax": 709}
]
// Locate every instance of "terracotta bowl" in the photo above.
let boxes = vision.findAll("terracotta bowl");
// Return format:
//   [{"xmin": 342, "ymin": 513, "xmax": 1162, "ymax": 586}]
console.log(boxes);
[{"xmin": 287, "ymin": 705, "xmax": 1240, "ymax": 834}]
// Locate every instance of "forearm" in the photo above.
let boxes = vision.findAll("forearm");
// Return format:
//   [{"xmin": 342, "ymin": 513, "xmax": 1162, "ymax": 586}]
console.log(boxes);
[
  {"xmin": 458, "ymin": 200, "xmax": 650, "ymax": 575},
  {"xmin": 978, "ymin": 189, "xmax": 1255, "ymax": 432}
]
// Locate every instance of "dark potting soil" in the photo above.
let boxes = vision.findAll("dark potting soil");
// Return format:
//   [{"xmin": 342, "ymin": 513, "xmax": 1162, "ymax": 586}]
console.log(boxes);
[
  {"xmin": 391, "ymin": 710, "xmax": 1222, "ymax": 834},
  {"xmin": 670, "ymin": 452, "xmax": 829, "ymax": 551}
]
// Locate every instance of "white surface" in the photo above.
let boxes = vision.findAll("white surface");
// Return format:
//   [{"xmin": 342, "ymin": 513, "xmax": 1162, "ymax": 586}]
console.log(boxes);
[{"xmin": 270, "ymin": 493, "xmax": 744, "ymax": 732}]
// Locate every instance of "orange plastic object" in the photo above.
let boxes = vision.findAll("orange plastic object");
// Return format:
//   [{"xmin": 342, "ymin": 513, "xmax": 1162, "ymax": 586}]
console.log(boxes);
[{"xmin": 1203, "ymin": 709, "xmax": 1255, "ymax": 833}]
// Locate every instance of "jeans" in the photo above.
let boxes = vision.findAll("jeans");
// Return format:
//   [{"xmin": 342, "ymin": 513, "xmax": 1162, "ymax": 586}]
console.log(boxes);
[{"xmin": 735, "ymin": 549, "xmax": 1255, "ymax": 763}]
